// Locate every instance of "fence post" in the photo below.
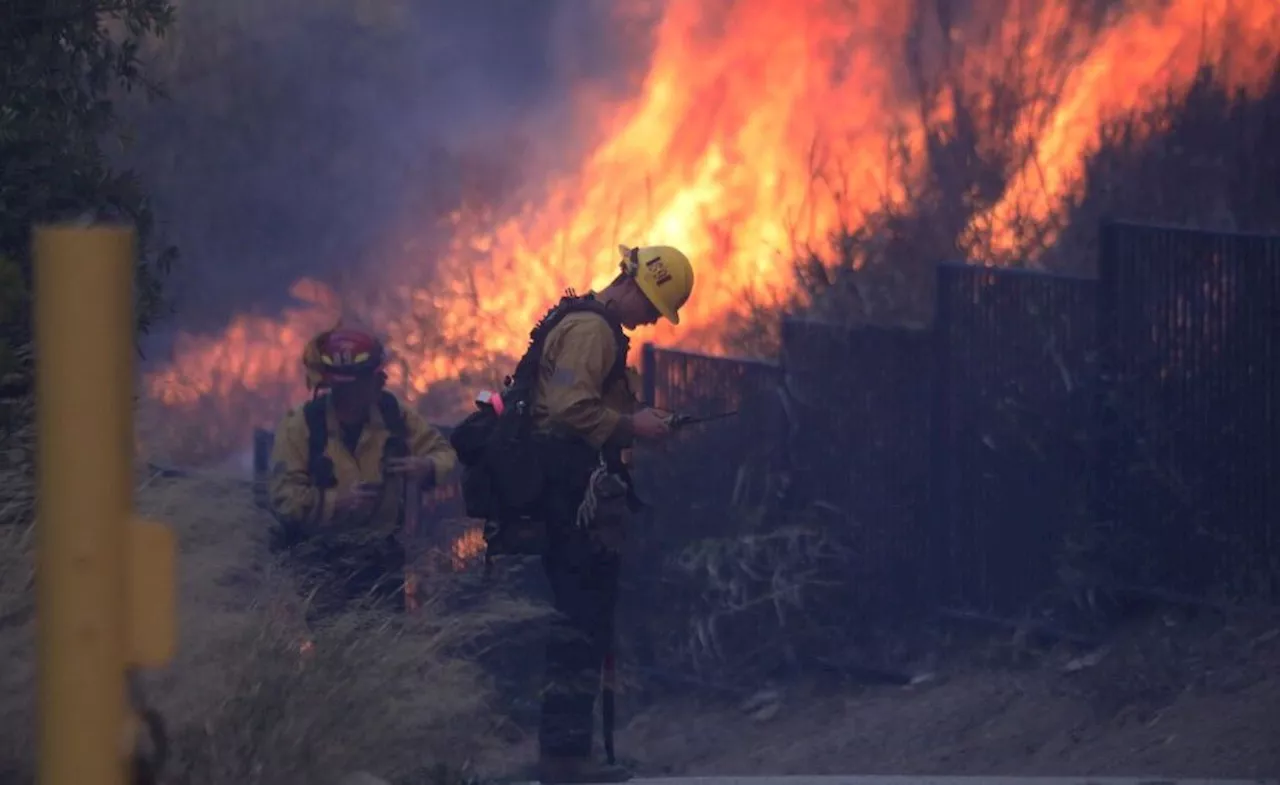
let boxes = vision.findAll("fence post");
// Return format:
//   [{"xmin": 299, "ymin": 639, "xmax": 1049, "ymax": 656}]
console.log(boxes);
[
  {"xmin": 928, "ymin": 264, "xmax": 955, "ymax": 611},
  {"xmin": 641, "ymin": 342, "xmax": 657, "ymax": 407},
  {"xmin": 35, "ymin": 224, "xmax": 176, "ymax": 785}
]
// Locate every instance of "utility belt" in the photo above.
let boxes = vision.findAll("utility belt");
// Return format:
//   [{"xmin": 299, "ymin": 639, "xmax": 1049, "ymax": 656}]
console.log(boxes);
[{"xmin": 482, "ymin": 435, "xmax": 638, "ymax": 566}]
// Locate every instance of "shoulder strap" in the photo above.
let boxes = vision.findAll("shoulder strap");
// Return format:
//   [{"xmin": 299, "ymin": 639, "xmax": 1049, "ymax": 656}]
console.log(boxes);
[
  {"xmin": 302, "ymin": 396, "xmax": 337, "ymax": 489},
  {"xmin": 593, "ymin": 306, "xmax": 630, "ymax": 388},
  {"xmin": 377, "ymin": 390, "xmax": 407, "ymax": 436},
  {"xmin": 378, "ymin": 390, "xmax": 410, "ymax": 461},
  {"xmin": 509, "ymin": 293, "xmax": 630, "ymax": 397},
  {"xmin": 563, "ymin": 296, "xmax": 629, "ymax": 386}
]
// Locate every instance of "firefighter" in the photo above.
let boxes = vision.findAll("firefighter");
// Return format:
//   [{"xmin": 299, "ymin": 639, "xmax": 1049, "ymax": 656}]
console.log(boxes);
[
  {"xmin": 267, "ymin": 326, "xmax": 457, "ymax": 623},
  {"xmin": 531, "ymin": 245, "xmax": 694, "ymax": 784}
]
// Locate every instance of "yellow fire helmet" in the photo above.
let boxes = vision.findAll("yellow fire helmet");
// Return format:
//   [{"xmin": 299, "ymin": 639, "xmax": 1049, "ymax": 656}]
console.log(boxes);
[{"xmin": 618, "ymin": 244, "xmax": 694, "ymax": 325}]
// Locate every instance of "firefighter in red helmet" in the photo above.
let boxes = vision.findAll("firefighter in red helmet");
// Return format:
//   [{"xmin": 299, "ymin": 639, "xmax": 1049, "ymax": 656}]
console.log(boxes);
[{"xmin": 267, "ymin": 326, "xmax": 456, "ymax": 622}]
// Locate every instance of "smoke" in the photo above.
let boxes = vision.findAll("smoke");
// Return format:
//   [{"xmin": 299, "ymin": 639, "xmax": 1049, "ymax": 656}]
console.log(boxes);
[{"xmin": 123, "ymin": 0, "xmax": 657, "ymax": 345}]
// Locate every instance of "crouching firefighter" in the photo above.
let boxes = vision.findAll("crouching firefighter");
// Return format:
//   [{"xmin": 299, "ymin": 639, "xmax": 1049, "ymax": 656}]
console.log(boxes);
[
  {"xmin": 267, "ymin": 326, "xmax": 457, "ymax": 624},
  {"xmin": 451, "ymin": 245, "xmax": 695, "ymax": 784}
]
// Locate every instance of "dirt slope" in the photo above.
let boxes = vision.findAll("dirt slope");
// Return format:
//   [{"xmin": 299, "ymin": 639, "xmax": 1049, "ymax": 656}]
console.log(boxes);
[
  {"xmin": 618, "ymin": 619, "xmax": 1280, "ymax": 780},
  {"xmin": 485, "ymin": 615, "xmax": 1279, "ymax": 781}
]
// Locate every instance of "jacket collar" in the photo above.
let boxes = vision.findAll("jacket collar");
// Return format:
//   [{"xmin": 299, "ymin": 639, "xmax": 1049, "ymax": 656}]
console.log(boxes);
[{"xmin": 322, "ymin": 394, "xmax": 389, "ymax": 435}]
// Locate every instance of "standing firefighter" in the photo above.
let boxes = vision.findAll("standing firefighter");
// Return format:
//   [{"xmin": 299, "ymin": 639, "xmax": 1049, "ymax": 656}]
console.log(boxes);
[
  {"xmin": 452, "ymin": 245, "xmax": 694, "ymax": 784},
  {"xmin": 268, "ymin": 326, "xmax": 457, "ymax": 622}
]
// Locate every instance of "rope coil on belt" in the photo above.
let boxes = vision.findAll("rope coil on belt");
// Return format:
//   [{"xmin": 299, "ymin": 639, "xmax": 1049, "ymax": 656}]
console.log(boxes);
[{"xmin": 574, "ymin": 457, "xmax": 610, "ymax": 529}]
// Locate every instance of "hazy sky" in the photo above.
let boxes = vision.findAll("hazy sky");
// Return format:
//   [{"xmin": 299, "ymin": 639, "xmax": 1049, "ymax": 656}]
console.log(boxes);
[{"xmin": 125, "ymin": 0, "xmax": 655, "ymax": 342}]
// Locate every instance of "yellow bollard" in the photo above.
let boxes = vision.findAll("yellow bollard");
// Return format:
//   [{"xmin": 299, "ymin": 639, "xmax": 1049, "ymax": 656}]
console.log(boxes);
[{"xmin": 34, "ymin": 224, "xmax": 175, "ymax": 785}]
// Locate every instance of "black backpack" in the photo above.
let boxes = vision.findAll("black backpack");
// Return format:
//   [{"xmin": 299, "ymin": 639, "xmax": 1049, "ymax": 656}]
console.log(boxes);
[{"xmin": 449, "ymin": 293, "xmax": 628, "ymax": 542}]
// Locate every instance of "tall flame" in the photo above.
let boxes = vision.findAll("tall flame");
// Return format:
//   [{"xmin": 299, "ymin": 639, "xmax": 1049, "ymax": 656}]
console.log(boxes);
[{"xmin": 141, "ymin": 0, "xmax": 1279, "ymax": 464}]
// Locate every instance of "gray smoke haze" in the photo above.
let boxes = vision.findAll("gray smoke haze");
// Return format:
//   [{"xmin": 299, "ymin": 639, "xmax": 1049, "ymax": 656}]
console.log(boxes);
[{"xmin": 124, "ymin": 0, "xmax": 661, "ymax": 343}]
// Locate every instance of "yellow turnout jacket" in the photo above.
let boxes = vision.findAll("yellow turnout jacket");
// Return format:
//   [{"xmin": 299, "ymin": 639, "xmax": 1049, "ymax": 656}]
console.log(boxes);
[
  {"xmin": 531, "ymin": 310, "xmax": 640, "ymax": 448},
  {"xmin": 268, "ymin": 394, "xmax": 456, "ymax": 542}
]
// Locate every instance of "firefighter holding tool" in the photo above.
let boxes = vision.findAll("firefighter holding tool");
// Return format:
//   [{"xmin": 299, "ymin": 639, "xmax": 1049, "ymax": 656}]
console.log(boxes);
[
  {"xmin": 267, "ymin": 326, "xmax": 457, "ymax": 623},
  {"xmin": 451, "ymin": 244, "xmax": 695, "ymax": 784}
]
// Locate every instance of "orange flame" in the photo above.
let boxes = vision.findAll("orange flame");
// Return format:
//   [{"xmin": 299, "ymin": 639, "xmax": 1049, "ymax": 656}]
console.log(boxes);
[
  {"xmin": 140, "ymin": 0, "xmax": 1280, "ymax": 465},
  {"xmin": 450, "ymin": 527, "xmax": 487, "ymax": 571},
  {"xmin": 964, "ymin": 0, "xmax": 1280, "ymax": 253}
]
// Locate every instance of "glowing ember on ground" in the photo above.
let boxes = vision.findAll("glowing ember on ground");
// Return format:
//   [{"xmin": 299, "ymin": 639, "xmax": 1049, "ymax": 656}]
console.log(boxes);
[
  {"xmin": 140, "ymin": 0, "xmax": 1280, "ymax": 466},
  {"xmin": 450, "ymin": 527, "xmax": 487, "ymax": 570}
]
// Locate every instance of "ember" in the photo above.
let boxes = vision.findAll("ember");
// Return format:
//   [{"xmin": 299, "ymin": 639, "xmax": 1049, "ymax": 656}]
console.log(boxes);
[{"xmin": 450, "ymin": 527, "xmax": 487, "ymax": 572}]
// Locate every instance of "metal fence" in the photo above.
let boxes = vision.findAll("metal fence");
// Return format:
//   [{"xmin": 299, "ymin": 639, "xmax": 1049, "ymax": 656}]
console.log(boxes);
[
  {"xmin": 639, "ymin": 343, "xmax": 780, "ymax": 413},
  {"xmin": 640, "ymin": 223, "xmax": 1280, "ymax": 616},
  {"xmin": 780, "ymin": 319, "xmax": 934, "ymax": 619},
  {"xmin": 931, "ymin": 264, "xmax": 1098, "ymax": 613},
  {"xmin": 1097, "ymin": 222, "xmax": 1280, "ymax": 599},
  {"xmin": 634, "ymin": 344, "xmax": 785, "ymax": 538}
]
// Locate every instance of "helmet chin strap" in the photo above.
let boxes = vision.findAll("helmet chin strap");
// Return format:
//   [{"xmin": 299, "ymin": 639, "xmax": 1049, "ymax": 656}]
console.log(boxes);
[{"xmin": 618, "ymin": 244, "xmax": 640, "ymax": 277}]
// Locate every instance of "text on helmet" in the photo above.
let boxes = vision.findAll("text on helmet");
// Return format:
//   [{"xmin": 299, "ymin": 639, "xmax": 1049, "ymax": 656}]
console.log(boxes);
[{"xmin": 645, "ymin": 255, "xmax": 673, "ymax": 286}]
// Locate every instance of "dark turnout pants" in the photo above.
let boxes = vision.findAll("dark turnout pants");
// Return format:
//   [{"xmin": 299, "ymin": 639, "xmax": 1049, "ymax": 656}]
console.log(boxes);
[{"xmin": 538, "ymin": 439, "xmax": 621, "ymax": 760}]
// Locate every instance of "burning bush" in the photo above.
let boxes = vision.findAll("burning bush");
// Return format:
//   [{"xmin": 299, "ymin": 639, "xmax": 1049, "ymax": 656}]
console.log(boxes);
[
  {"xmin": 773, "ymin": 60, "xmax": 1280, "ymax": 616},
  {"xmin": 783, "ymin": 49, "xmax": 1280, "ymax": 341},
  {"xmin": 1055, "ymin": 66, "xmax": 1280, "ymax": 260},
  {"xmin": 638, "ymin": 6, "xmax": 1280, "ymax": 688}
]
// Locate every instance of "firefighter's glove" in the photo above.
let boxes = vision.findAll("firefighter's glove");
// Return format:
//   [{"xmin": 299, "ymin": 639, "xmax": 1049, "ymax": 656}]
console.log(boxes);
[
  {"xmin": 630, "ymin": 407, "xmax": 671, "ymax": 442},
  {"xmin": 386, "ymin": 456, "xmax": 437, "ymax": 488}
]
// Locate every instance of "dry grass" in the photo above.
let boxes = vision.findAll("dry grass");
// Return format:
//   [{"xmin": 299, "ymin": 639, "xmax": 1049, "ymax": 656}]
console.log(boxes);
[
  {"xmin": 0, "ymin": 459, "xmax": 545, "ymax": 785},
  {"xmin": 663, "ymin": 522, "xmax": 855, "ymax": 681},
  {"xmin": 0, "ymin": 386, "xmax": 34, "ymax": 533}
]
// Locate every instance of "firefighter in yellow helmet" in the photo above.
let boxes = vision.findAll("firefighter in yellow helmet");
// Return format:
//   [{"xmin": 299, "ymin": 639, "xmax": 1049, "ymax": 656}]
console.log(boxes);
[
  {"xmin": 267, "ymin": 326, "xmax": 456, "ymax": 622},
  {"xmin": 529, "ymin": 244, "xmax": 693, "ymax": 783}
]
